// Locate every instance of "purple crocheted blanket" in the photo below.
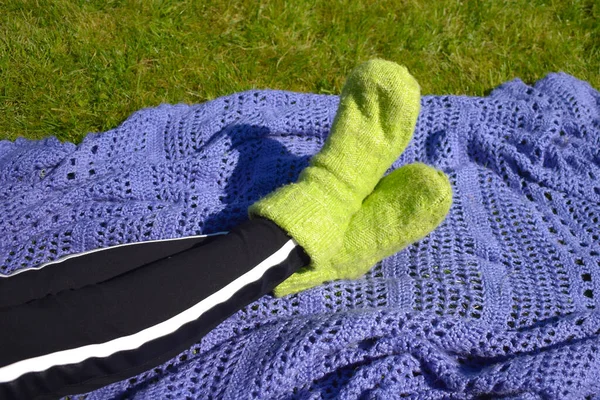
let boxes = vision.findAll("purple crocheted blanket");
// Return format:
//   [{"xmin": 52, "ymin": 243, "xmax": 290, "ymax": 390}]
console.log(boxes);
[{"xmin": 1, "ymin": 73, "xmax": 599, "ymax": 399}]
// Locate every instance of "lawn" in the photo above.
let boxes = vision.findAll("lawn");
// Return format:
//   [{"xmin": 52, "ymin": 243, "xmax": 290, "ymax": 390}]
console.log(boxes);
[{"xmin": 0, "ymin": 0, "xmax": 598, "ymax": 143}]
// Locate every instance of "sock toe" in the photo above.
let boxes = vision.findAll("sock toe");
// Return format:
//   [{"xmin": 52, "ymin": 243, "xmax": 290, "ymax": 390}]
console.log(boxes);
[{"xmin": 338, "ymin": 163, "xmax": 453, "ymax": 278}]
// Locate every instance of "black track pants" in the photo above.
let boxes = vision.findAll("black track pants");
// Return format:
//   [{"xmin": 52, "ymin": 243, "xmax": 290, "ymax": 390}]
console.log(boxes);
[{"xmin": 0, "ymin": 218, "xmax": 310, "ymax": 400}]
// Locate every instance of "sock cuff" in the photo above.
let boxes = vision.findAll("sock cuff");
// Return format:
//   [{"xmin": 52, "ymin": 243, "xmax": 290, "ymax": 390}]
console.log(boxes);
[{"xmin": 248, "ymin": 181, "xmax": 349, "ymax": 268}]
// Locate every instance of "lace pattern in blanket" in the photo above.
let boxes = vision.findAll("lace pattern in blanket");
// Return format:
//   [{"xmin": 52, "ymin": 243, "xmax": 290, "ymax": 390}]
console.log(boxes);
[{"xmin": 0, "ymin": 72, "xmax": 599, "ymax": 399}]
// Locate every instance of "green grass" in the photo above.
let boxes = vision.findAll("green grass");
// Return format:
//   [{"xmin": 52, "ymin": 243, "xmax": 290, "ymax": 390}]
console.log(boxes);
[{"xmin": 1, "ymin": 0, "xmax": 598, "ymax": 143}]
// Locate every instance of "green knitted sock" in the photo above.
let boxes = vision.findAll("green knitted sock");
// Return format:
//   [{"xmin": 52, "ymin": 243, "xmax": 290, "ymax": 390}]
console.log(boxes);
[
  {"xmin": 273, "ymin": 163, "xmax": 453, "ymax": 297},
  {"xmin": 249, "ymin": 59, "xmax": 420, "ymax": 268}
]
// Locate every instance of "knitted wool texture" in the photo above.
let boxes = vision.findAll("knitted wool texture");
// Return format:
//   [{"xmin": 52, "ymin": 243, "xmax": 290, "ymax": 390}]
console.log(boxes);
[
  {"xmin": 0, "ymin": 72, "xmax": 599, "ymax": 399},
  {"xmin": 250, "ymin": 59, "xmax": 421, "ymax": 283},
  {"xmin": 273, "ymin": 162, "xmax": 453, "ymax": 297}
]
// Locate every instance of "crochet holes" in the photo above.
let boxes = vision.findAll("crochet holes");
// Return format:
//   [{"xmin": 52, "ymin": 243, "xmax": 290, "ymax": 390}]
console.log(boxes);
[
  {"xmin": 111, "ymin": 174, "xmax": 134, "ymax": 198},
  {"xmin": 300, "ymin": 367, "xmax": 355, "ymax": 400},
  {"xmin": 94, "ymin": 214, "xmax": 161, "ymax": 247},
  {"xmin": 175, "ymin": 210, "xmax": 189, "ymax": 237},
  {"xmin": 544, "ymin": 191, "xmax": 599, "ymax": 310},
  {"xmin": 163, "ymin": 113, "xmax": 178, "ymax": 162},
  {"xmin": 239, "ymin": 296, "xmax": 299, "ymax": 319},
  {"xmin": 4, "ymin": 79, "xmax": 600, "ymax": 398},
  {"xmin": 65, "ymin": 158, "xmax": 77, "ymax": 181},
  {"xmin": 171, "ymin": 342, "xmax": 243, "ymax": 399},
  {"xmin": 413, "ymin": 96, "xmax": 460, "ymax": 168},
  {"xmin": 408, "ymin": 217, "xmax": 484, "ymax": 319},
  {"xmin": 217, "ymin": 145, "xmax": 236, "ymax": 191},
  {"xmin": 478, "ymin": 169, "xmax": 577, "ymax": 328},
  {"xmin": 466, "ymin": 125, "xmax": 512, "ymax": 185},
  {"xmin": 19, "ymin": 238, "xmax": 52, "ymax": 272},
  {"xmin": 187, "ymin": 109, "xmax": 207, "ymax": 153},
  {"xmin": 88, "ymin": 168, "xmax": 139, "ymax": 200},
  {"xmin": 425, "ymin": 129, "xmax": 454, "ymax": 167},
  {"xmin": 168, "ymin": 101, "xmax": 224, "ymax": 160},
  {"xmin": 578, "ymin": 257, "xmax": 596, "ymax": 310},
  {"xmin": 323, "ymin": 280, "xmax": 388, "ymax": 311},
  {"xmin": 51, "ymin": 231, "xmax": 72, "ymax": 258},
  {"xmin": 407, "ymin": 174, "xmax": 485, "ymax": 319},
  {"xmin": 1, "ymin": 250, "xmax": 16, "ymax": 273},
  {"xmin": 364, "ymin": 261, "xmax": 384, "ymax": 279},
  {"xmin": 252, "ymin": 91, "xmax": 267, "ymax": 105},
  {"xmin": 1, "ymin": 231, "xmax": 74, "ymax": 274}
]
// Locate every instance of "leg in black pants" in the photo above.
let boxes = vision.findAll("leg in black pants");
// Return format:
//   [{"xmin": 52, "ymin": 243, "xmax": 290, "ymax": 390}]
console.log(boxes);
[{"xmin": 0, "ymin": 218, "xmax": 309, "ymax": 400}]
